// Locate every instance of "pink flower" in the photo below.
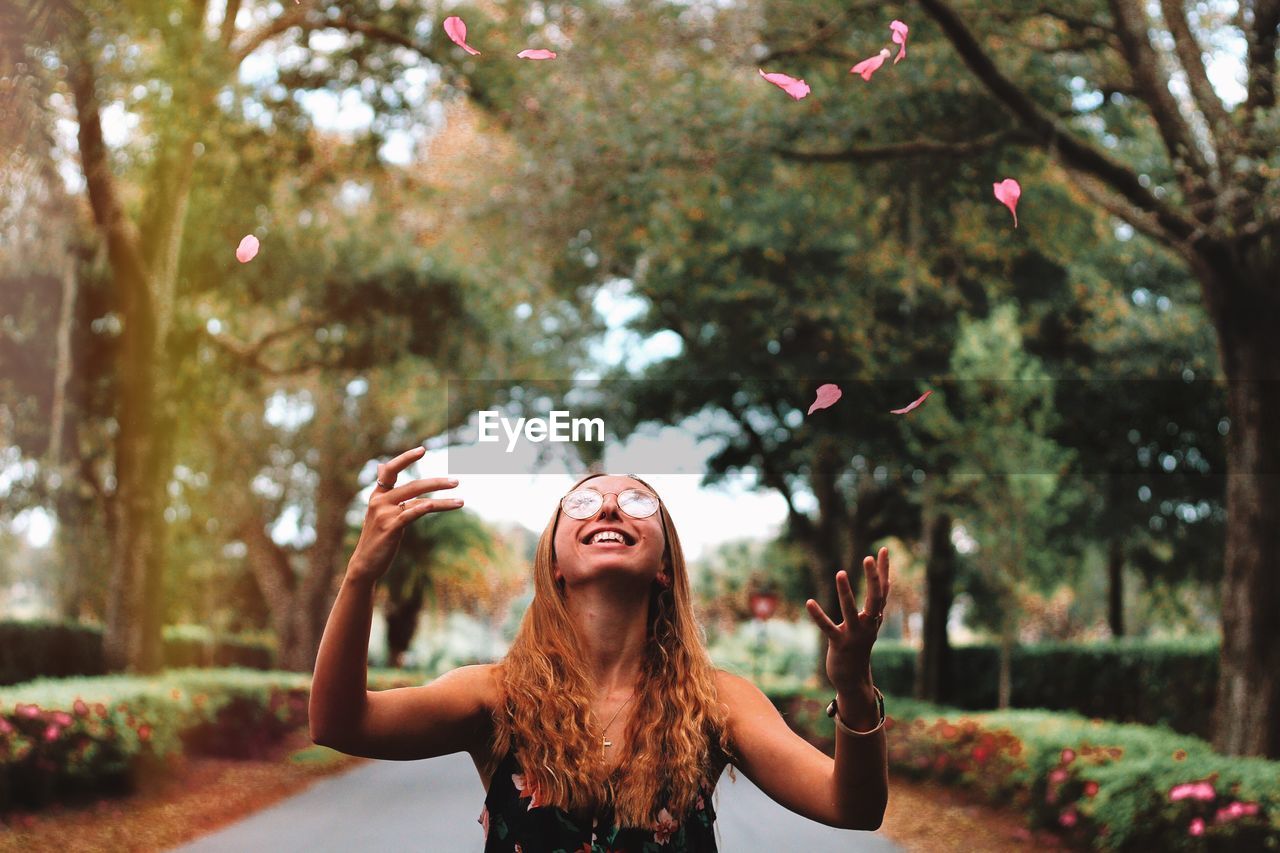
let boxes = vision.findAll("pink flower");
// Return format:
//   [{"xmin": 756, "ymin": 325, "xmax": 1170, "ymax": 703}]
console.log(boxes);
[
  {"xmin": 1215, "ymin": 800, "xmax": 1261, "ymax": 824},
  {"xmin": 850, "ymin": 49, "xmax": 891, "ymax": 81},
  {"xmin": 138, "ymin": 724, "xmax": 152, "ymax": 742},
  {"xmin": 1059, "ymin": 808, "xmax": 1078, "ymax": 828},
  {"xmin": 443, "ymin": 16, "xmax": 481, "ymax": 55},
  {"xmin": 653, "ymin": 807, "xmax": 679, "ymax": 844},
  {"xmin": 1083, "ymin": 781, "xmax": 1099, "ymax": 798},
  {"xmin": 0, "ymin": 718, "xmax": 12, "ymax": 735},
  {"xmin": 73, "ymin": 699, "xmax": 90, "ymax": 717},
  {"xmin": 1060, "ymin": 748, "xmax": 1076, "ymax": 764},
  {"xmin": 807, "ymin": 383, "xmax": 842, "ymax": 414},
  {"xmin": 52, "ymin": 711, "xmax": 73, "ymax": 727},
  {"xmin": 759, "ymin": 69, "xmax": 810, "ymax": 100},
  {"xmin": 993, "ymin": 178, "xmax": 1021, "ymax": 228},
  {"xmin": 1169, "ymin": 781, "xmax": 1216, "ymax": 802},
  {"xmin": 889, "ymin": 20, "xmax": 909, "ymax": 64},
  {"xmin": 1049, "ymin": 768, "xmax": 1069, "ymax": 784},
  {"xmin": 1188, "ymin": 817, "xmax": 1205, "ymax": 836},
  {"xmin": 44, "ymin": 724, "xmax": 60, "ymax": 742},
  {"xmin": 16, "ymin": 703, "xmax": 40, "ymax": 719}
]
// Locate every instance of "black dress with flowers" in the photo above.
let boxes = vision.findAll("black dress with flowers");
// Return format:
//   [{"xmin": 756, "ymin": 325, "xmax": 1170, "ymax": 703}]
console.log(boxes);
[{"xmin": 478, "ymin": 748, "xmax": 720, "ymax": 853}]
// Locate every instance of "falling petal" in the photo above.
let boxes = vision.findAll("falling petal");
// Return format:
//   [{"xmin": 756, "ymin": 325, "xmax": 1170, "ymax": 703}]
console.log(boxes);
[
  {"xmin": 993, "ymin": 178, "xmax": 1021, "ymax": 228},
  {"xmin": 517, "ymin": 49, "xmax": 557, "ymax": 60},
  {"xmin": 850, "ymin": 49, "xmax": 891, "ymax": 81},
  {"xmin": 807, "ymin": 383, "xmax": 842, "ymax": 415},
  {"xmin": 444, "ymin": 16, "xmax": 481, "ymax": 55},
  {"xmin": 890, "ymin": 389, "xmax": 932, "ymax": 415},
  {"xmin": 889, "ymin": 20, "xmax": 909, "ymax": 63},
  {"xmin": 236, "ymin": 234, "xmax": 259, "ymax": 264},
  {"xmin": 759, "ymin": 69, "xmax": 811, "ymax": 100}
]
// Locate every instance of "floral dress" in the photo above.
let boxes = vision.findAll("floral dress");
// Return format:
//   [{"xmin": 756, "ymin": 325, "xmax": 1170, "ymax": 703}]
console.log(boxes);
[{"xmin": 478, "ymin": 748, "xmax": 720, "ymax": 852}]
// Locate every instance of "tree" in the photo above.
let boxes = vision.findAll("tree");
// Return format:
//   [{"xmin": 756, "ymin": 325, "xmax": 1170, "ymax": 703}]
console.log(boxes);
[
  {"xmin": 770, "ymin": 0, "xmax": 1277, "ymax": 757},
  {"xmin": 7, "ymin": 0, "xmax": 561, "ymax": 673}
]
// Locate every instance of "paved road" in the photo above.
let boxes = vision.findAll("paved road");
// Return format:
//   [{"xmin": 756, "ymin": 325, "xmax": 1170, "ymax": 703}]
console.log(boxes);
[{"xmin": 173, "ymin": 752, "xmax": 903, "ymax": 852}]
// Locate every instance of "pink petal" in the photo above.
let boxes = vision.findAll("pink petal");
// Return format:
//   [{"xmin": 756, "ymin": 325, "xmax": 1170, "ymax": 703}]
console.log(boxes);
[
  {"xmin": 889, "ymin": 20, "xmax": 909, "ymax": 64},
  {"xmin": 1188, "ymin": 817, "xmax": 1205, "ymax": 836},
  {"xmin": 759, "ymin": 69, "xmax": 810, "ymax": 100},
  {"xmin": 517, "ymin": 49, "xmax": 557, "ymax": 60},
  {"xmin": 235, "ymin": 234, "xmax": 259, "ymax": 263},
  {"xmin": 850, "ymin": 49, "xmax": 890, "ymax": 81},
  {"xmin": 890, "ymin": 389, "xmax": 932, "ymax": 415},
  {"xmin": 993, "ymin": 178, "xmax": 1021, "ymax": 228},
  {"xmin": 807, "ymin": 383, "xmax": 842, "ymax": 415},
  {"xmin": 443, "ymin": 16, "xmax": 481, "ymax": 55}
]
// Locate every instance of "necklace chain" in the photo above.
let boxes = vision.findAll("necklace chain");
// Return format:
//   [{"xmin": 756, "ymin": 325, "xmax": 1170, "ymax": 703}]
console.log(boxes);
[{"xmin": 596, "ymin": 690, "xmax": 637, "ymax": 749}]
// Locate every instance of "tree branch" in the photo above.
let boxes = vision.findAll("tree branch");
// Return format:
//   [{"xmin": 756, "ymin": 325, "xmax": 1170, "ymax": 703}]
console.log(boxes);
[
  {"xmin": 1158, "ymin": 0, "xmax": 1233, "ymax": 152},
  {"xmin": 220, "ymin": 0, "xmax": 242, "ymax": 48},
  {"xmin": 1244, "ymin": 0, "xmax": 1280, "ymax": 116},
  {"xmin": 1106, "ymin": 0, "xmax": 1213, "ymax": 180},
  {"xmin": 913, "ymin": 0, "xmax": 1200, "ymax": 244},
  {"xmin": 65, "ymin": 20, "xmax": 149, "ymax": 291}
]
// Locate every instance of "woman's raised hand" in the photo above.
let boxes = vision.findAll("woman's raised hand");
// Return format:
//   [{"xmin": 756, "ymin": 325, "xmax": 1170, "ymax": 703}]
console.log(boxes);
[
  {"xmin": 347, "ymin": 446, "xmax": 463, "ymax": 583},
  {"xmin": 804, "ymin": 546, "xmax": 891, "ymax": 693}
]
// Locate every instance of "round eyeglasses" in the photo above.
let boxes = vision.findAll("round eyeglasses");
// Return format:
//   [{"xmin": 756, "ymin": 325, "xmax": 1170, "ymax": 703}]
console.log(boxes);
[{"xmin": 560, "ymin": 488, "xmax": 660, "ymax": 520}]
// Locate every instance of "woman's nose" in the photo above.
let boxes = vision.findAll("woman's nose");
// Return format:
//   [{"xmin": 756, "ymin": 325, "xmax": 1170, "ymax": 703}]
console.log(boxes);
[{"xmin": 597, "ymin": 493, "xmax": 622, "ymax": 518}]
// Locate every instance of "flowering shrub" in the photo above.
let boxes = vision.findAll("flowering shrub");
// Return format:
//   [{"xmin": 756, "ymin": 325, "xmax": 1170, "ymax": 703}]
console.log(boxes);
[
  {"xmin": 775, "ymin": 688, "xmax": 1280, "ymax": 852},
  {"xmin": 0, "ymin": 667, "xmax": 358, "ymax": 813}
]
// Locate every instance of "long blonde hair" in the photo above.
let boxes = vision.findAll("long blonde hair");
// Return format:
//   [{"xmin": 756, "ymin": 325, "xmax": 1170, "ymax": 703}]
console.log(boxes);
[{"xmin": 488, "ymin": 473, "xmax": 737, "ymax": 828}]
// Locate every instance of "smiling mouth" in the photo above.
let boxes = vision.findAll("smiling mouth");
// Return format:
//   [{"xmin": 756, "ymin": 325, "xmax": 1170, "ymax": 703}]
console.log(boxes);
[{"xmin": 583, "ymin": 530, "xmax": 635, "ymax": 546}]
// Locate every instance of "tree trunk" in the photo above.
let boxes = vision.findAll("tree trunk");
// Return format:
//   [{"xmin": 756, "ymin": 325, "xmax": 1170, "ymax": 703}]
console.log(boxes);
[
  {"xmin": 997, "ymin": 627, "xmax": 1013, "ymax": 710},
  {"xmin": 1199, "ymin": 246, "xmax": 1280, "ymax": 758},
  {"xmin": 100, "ymin": 261, "xmax": 165, "ymax": 673},
  {"xmin": 917, "ymin": 511, "xmax": 955, "ymax": 703},
  {"xmin": 384, "ymin": 581, "xmax": 426, "ymax": 668},
  {"xmin": 807, "ymin": 441, "xmax": 849, "ymax": 682},
  {"xmin": 1107, "ymin": 536, "xmax": 1125, "ymax": 638}
]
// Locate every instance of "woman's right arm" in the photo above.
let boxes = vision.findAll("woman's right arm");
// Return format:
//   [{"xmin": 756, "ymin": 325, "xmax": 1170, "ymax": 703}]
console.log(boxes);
[{"xmin": 309, "ymin": 447, "xmax": 489, "ymax": 760}]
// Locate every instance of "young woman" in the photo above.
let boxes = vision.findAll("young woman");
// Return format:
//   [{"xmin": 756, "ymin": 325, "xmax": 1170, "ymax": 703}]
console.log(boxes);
[{"xmin": 310, "ymin": 446, "xmax": 891, "ymax": 851}]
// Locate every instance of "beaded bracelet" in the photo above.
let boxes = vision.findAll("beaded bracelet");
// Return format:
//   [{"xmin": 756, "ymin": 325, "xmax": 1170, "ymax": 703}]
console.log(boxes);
[{"xmin": 826, "ymin": 685, "xmax": 886, "ymax": 737}]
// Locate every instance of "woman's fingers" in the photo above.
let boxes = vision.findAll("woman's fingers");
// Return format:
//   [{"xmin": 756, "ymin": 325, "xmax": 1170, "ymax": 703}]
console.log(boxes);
[
  {"xmin": 380, "ymin": 476, "xmax": 459, "ymax": 505},
  {"xmin": 374, "ymin": 446, "xmax": 427, "ymax": 493},
  {"xmin": 806, "ymin": 599, "xmax": 840, "ymax": 640},
  {"xmin": 399, "ymin": 496, "xmax": 464, "ymax": 520},
  {"xmin": 836, "ymin": 569, "xmax": 859, "ymax": 626},
  {"xmin": 862, "ymin": 554, "xmax": 880, "ymax": 616}
]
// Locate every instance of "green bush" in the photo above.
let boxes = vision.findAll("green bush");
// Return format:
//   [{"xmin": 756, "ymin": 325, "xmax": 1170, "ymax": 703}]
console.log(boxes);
[
  {"xmin": 772, "ymin": 686, "xmax": 1279, "ymax": 852},
  {"xmin": 0, "ymin": 620, "xmax": 278, "ymax": 686},
  {"xmin": 0, "ymin": 620, "xmax": 103, "ymax": 686},
  {"xmin": 908, "ymin": 638, "xmax": 1220, "ymax": 739}
]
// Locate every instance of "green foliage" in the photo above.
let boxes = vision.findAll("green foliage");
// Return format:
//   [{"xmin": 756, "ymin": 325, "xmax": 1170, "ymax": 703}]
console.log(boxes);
[
  {"xmin": 0, "ymin": 620, "xmax": 277, "ymax": 686},
  {"xmin": 776, "ymin": 684, "xmax": 1280, "ymax": 851},
  {"xmin": 0, "ymin": 665, "xmax": 434, "ymax": 812},
  {"xmin": 0, "ymin": 620, "xmax": 103, "ymax": 687}
]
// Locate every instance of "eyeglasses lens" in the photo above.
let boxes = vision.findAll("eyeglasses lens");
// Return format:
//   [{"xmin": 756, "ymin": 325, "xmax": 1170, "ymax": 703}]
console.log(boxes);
[{"xmin": 561, "ymin": 488, "xmax": 659, "ymax": 519}]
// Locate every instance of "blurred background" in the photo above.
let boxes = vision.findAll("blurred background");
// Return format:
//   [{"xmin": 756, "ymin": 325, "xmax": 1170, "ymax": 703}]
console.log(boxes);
[{"xmin": 2, "ymin": 0, "xmax": 1279, "ymax": 846}]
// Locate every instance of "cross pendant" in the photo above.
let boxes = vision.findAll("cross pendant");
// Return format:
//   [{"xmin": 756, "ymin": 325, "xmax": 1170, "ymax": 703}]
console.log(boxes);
[{"xmin": 603, "ymin": 738, "xmax": 612, "ymax": 748}]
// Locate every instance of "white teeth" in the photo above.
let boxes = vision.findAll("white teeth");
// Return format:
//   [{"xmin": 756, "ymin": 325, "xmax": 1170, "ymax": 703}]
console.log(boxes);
[{"xmin": 590, "ymin": 531, "xmax": 626, "ymax": 545}]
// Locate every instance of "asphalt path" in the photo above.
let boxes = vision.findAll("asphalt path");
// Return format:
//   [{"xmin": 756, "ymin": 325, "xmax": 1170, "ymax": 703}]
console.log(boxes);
[{"xmin": 173, "ymin": 751, "xmax": 903, "ymax": 852}]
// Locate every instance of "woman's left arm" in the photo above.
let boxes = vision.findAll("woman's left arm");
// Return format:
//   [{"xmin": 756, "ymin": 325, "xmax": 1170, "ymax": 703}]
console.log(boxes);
[{"xmin": 807, "ymin": 546, "xmax": 892, "ymax": 829}]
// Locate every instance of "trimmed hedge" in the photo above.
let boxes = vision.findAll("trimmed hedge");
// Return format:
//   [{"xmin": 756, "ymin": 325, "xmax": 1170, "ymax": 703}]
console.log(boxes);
[
  {"xmin": 0, "ymin": 666, "xmax": 427, "ymax": 813},
  {"xmin": 0, "ymin": 620, "xmax": 277, "ymax": 685},
  {"xmin": 868, "ymin": 638, "xmax": 1220, "ymax": 739},
  {"xmin": 772, "ymin": 687, "xmax": 1280, "ymax": 852}
]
